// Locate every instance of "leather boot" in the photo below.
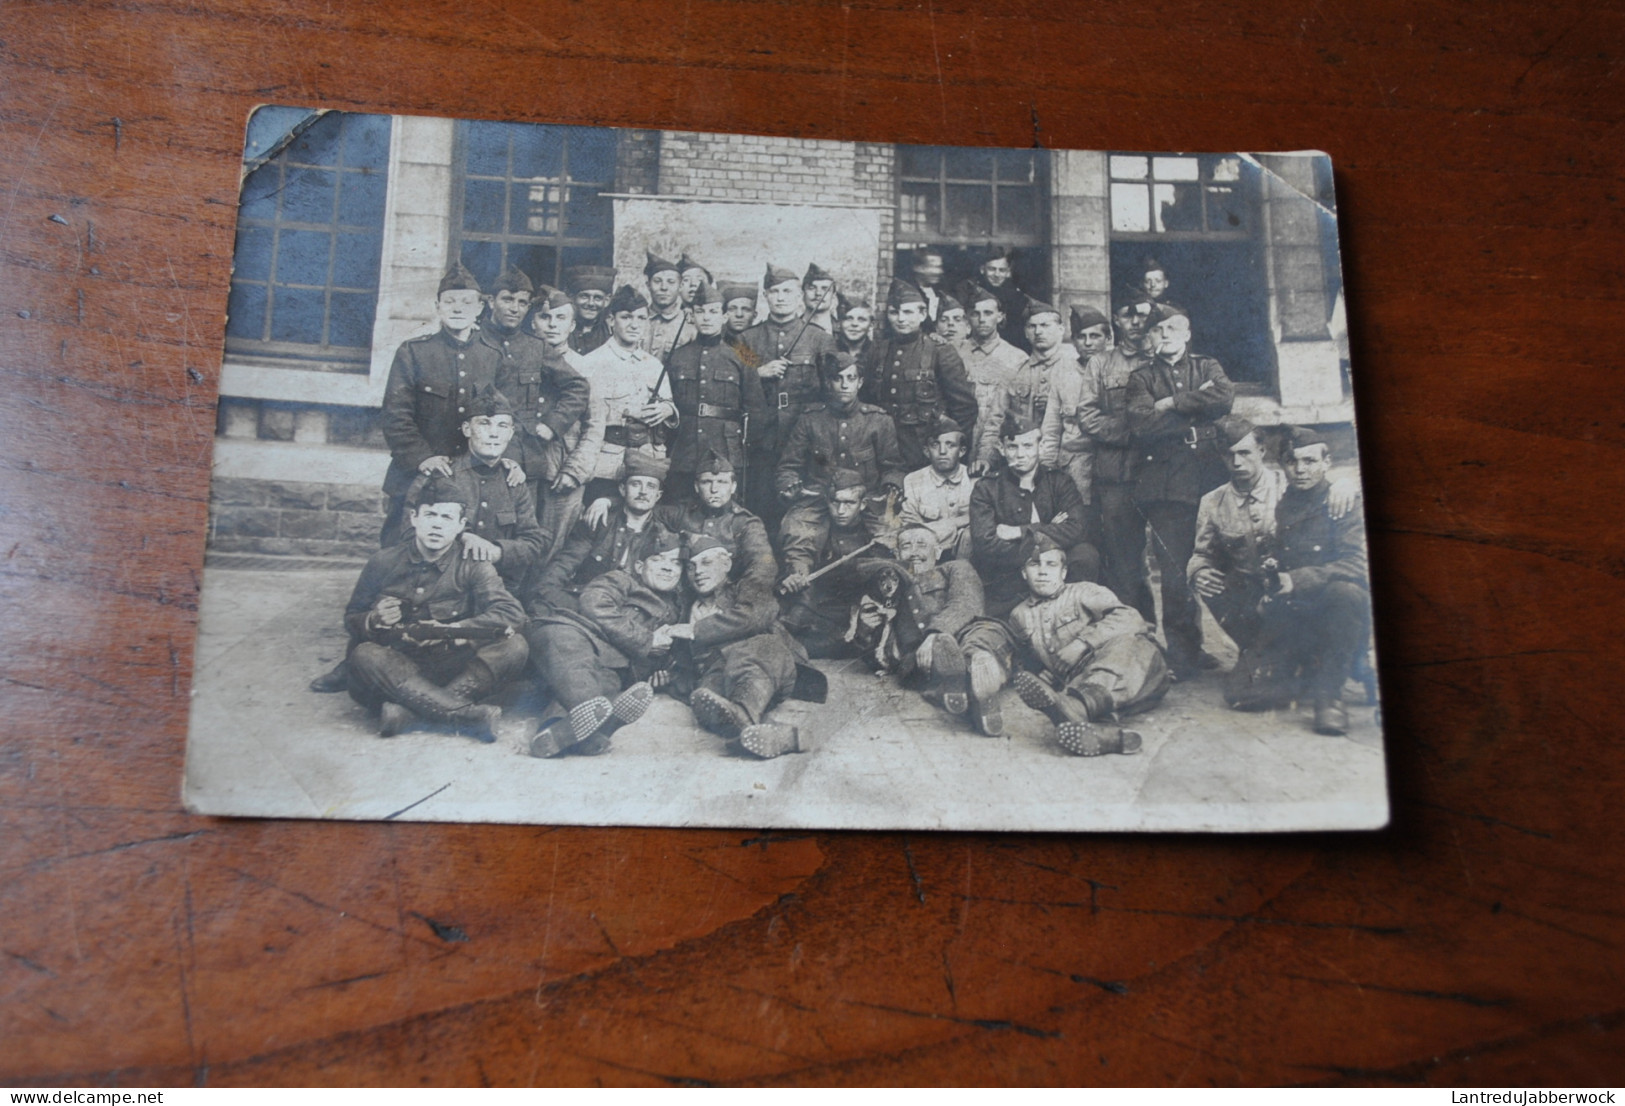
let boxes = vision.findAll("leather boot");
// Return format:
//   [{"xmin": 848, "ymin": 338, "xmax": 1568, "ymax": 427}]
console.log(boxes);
[
  {"xmin": 390, "ymin": 675, "xmax": 502, "ymax": 743},
  {"xmin": 1057, "ymin": 723, "xmax": 1143, "ymax": 757},
  {"xmin": 741, "ymin": 722, "xmax": 801, "ymax": 759},
  {"xmin": 378, "ymin": 701, "xmax": 415, "ymax": 737},
  {"xmin": 310, "ymin": 658, "xmax": 350, "ymax": 693},
  {"xmin": 1013, "ymin": 671, "xmax": 1091, "ymax": 728},
  {"xmin": 967, "ymin": 649, "xmax": 1006, "ymax": 736},
  {"xmin": 928, "ymin": 634, "xmax": 969, "ymax": 715},
  {"xmin": 1313, "ymin": 697, "xmax": 1350, "ymax": 736},
  {"xmin": 691, "ymin": 687, "xmax": 750, "ymax": 738}
]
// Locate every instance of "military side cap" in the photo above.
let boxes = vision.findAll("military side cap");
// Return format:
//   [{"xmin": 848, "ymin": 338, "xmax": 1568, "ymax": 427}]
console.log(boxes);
[
  {"xmin": 564, "ymin": 265, "xmax": 615, "ymax": 294},
  {"xmin": 438, "ymin": 262, "xmax": 482, "ymax": 296},
  {"xmin": 642, "ymin": 523, "xmax": 682, "ymax": 557},
  {"xmin": 678, "ymin": 253, "xmax": 711, "ymax": 279},
  {"xmin": 1114, "ymin": 292, "xmax": 1156, "ymax": 316},
  {"xmin": 1139, "ymin": 255, "xmax": 1166, "ymax": 278},
  {"xmin": 1154, "ymin": 301, "xmax": 1191, "ymax": 323},
  {"xmin": 644, "ymin": 250, "xmax": 680, "ymax": 278},
  {"xmin": 939, "ymin": 293, "xmax": 965, "ymax": 316},
  {"xmin": 720, "ymin": 281, "xmax": 758, "ymax": 306},
  {"xmin": 763, "ymin": 263, "xmax": 799, "ymax": 289},
  {"xmin": 829, "ymin": 468, "xmax": 867, "ymax": 492},
  {"xmin": 466, "ymin": 384, "xmax": 516, "ymax": 420},
  {"xmin": 803, "ymin": 262, "xmax": 834, "ymax": 285},
  {"xmin": 837, "ymin": 291, "xmax": 872, "ymax": 315},
  {"xmin": 1215, "ymin": 415, "xmax": 1257, "ymax": 450},
  {"xmin": 1021, "ymin": 529, "xmax": 1066, "ymax": 564},
  {"xmin": 622, "ymin": 448, "xmax": 669, "ymax": 483},
  {"xmin": 607, "ymin": 285, "xmax": 649, "ymax": 315},
  {"xmin": 1070, "ymin": 304, "xmax": 1110, "ymax": 334},
  {"xmin": 999, "ymin": 409, "xmax": 1042, "ymax": 440},
  {"xmin": 1021, "ymin": 297, "xmax": 1061, "ymax": 324},
  {"xmin": 690, "ymin": 280, "xmax": 724, "ymax": 307},
  {"xmin": 696, "ymin": 448, "xmax": 734, "ymax": 476},
  {"xmin": 536, "ymin": 284, "xmax": 573, "ymax": 311},
  {"xmin": 1284, "ymin": 426, "xmax": 1330, "ymax": 453},
  {"xmin": 933, "ymin": 416, "xmax": 964, "ymax": 439},
  {"xmin": 684, "ymin": 532, "xmax": 730, "ymax": 560},
  {"xmin": 492, "ymin": 266, "xmax": 534, "ymax": 295},
  {"xmin": 887, "ymin": 278, "xmax": 927, "ymax": 308},
  {"xmin": 965, "ymin": 284, "xmax": 1000, "ymax": 309}
]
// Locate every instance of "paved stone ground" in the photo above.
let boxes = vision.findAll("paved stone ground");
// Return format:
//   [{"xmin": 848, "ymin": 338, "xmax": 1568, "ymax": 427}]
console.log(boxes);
[{"xmin": 184, "ymin": 566, "xmax": 1389, "ymax": 832}]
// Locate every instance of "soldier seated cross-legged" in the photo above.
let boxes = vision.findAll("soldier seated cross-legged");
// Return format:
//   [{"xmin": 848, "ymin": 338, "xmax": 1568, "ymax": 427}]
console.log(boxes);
[
  {"xmin": 1006, "ymin": 533, "xmax": 1171, "ymax": 757},
  {"xmin": 343, "ymin": 475, "xmax": 529, "ymax": 744},
  {"xmin": 523, "ymin": 524, "xmax": 686, "ymax": 758}
]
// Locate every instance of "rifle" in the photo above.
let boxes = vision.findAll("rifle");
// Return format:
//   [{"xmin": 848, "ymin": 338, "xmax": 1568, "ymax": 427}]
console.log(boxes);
[
  {"xmin": 781, "ymin": 538, "xmax": 882, "ymax": 594},
  {"xmin": 375, "ymin": 602, "xmax": 517, "ymax": 647}
]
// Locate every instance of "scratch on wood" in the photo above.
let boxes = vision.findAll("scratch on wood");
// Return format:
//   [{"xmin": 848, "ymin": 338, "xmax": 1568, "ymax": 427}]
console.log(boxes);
[{"xmin": 902, "ymin": 836, "xmax": 925, "ymax": 903}]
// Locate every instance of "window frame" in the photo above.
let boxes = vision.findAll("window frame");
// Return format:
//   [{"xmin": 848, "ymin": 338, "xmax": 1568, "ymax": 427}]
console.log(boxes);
[
  {"xmin": 894, "ymin": 144, "xmax": 1049, "ymax": 249},
  {"xmin": 1107, "ymin": 152, "xmax": 1256, "ymax": 243}
]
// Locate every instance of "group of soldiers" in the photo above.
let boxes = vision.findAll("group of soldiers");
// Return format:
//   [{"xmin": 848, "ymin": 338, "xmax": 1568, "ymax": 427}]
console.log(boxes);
[{"xmin": 315, "ymin": 244, "xmax": 1370, "ymax": 761}]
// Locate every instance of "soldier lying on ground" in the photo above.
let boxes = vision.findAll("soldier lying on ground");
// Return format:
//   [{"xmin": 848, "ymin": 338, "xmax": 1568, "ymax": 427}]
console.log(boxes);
[
  {"xmin": 852, "ymin": 525, "xmax": 1017, "ymax": 737},
  {"xmin": 523, "ymin": 524, "xmax": 685, "ymax": 758},
  {"xmin": 676, "ymin": 534, "xmax": 812, "ymax": 760},
  {"xmin": 1004, "ymin": 533, "xmax": 1171, "ymax": 757},
  {"xmin": 342, "ymin": 475, "xmax": 529, "ymax": 744},
  {"xmin": 523, "ymin": 449, "xmax": 668, "ymax": 614}
]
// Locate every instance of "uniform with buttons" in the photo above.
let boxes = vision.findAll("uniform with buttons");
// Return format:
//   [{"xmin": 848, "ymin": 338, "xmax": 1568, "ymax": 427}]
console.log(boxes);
[
  {"xmin": 1008, "ymin": 580, "xmax": 1169, "ymax": 719},
  {"xmin": 665, "ymin": 333, "xmax": 768, "ymax": 486},
  {"xmin": 774, "ymin": 401, "xmax": 907, "ymax": 501},
  {"xmin": 861, "ymin": 332, "xmax": 979, "ymax": 466},
  {"xmin": 404, "ymin": 452, "xmax": 550, "ymax": 590},
  {"xmin": 482, "ymin": 324, "xmax": 590, "ymax": 485}
]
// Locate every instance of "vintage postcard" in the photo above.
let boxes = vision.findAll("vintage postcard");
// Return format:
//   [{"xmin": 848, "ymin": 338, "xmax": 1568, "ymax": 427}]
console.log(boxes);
[{"xmin": 184, "ymin": 107, "xmax": 1385, "ymax": 831}]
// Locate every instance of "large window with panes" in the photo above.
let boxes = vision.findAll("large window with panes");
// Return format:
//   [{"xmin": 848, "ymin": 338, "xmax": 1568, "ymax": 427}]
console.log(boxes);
[
  {"xmin": 896, "ymin": 145, "xmax": 1049, "ymax": 299},
  {"xmin": 450, "ymin": 121, "xmax": 616, "ymax": 291},
  {"xmin": 225, "ymin": 110, "xmax": 392, "ymax": 374}
]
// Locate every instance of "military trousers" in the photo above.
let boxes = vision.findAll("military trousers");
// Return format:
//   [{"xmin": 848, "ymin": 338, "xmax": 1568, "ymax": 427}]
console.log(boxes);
[
  {"xmin": 1227, "ymin": 581, "xmax": 1369, "ymax": 707},
  {"xmin": 691, "ymin": 634, "xmax": 799, "ymax": 724},
  {"xmin": 1095, "ymin": 482, "xmax": 1155, "ymax": 625},
  {"xmin": 525, "ymin": 621, "xmax": 634, "ymax": 708},
  {"xmin": 537, "ymin": 482, "xmax": 584, "ymax": 561},
  {"xmin": 917, "ymin": 618, "xmax": 1016, "ymax": 687},
  {"xmin": 1055, "ymin": 631, "xmax": 1170, "ymax": 720},
  {"xmin": 1139, "ymin": 500, "xmax": 1204, "ymax": 671},
  {"xmin": 346, "ymin": 634, "xmax": 528, "ymax": 712},
  {"xmin": 983, "ymin": 541, "xmax": 1101, "ymax": 621}
]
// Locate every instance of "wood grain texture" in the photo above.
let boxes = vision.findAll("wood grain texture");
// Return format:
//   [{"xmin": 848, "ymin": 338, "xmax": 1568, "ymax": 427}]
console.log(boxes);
[{"xmin": 2, "ymin": 0, "xmax": 1622, "ymax": 1086}]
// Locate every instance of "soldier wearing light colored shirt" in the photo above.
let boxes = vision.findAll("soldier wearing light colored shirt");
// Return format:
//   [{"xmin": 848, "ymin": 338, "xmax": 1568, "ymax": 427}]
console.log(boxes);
[
  {"xmin": 898, "ymin": 416, "xmax": 976, "ymax": 560},
  {"xmin": 640, "ymin": 250, "xmax": 697, "ymax": 362},
  {"xmin": 957, "ymin": 286, "xmax": 1027, "ymax": 454},
  {"xmin": 974, "ymin": 301, "xmax": 1078, "ymax": 473},
  {"xmin": 575, "ymin": 285, "xmax": 677, "ymax": 492}
]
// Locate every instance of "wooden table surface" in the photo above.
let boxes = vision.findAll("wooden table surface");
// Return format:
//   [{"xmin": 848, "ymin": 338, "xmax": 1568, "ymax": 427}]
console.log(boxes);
[{"xmin": 3, "ymin": 0, "xmax": 1622, "ymax": 1087}]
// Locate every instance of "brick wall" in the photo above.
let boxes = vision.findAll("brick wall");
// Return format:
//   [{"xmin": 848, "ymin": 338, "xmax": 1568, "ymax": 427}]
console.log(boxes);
[
  {"xmin": 853, "ymin": 142, "xmax": 898, "ymax": 298},
  {"xmin": 210, "ymin": 477, "xmax": 384, "ymax": 559},
  {"xmin": 616, "ymin": 129, "xmax": 662, "ymax": 195},
  {"xmin": 658, "ymin": 132, "xmax": 866, "ymax": 205}
]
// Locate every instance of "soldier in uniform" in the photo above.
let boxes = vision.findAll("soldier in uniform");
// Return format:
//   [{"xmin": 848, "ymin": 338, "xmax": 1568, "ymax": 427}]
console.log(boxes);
[
  {"xmin": 404, "ymin": 386, "xmax": 549, "ymax": 591},
  {"xmin": 897, "ymin": 415, "xmax": 975, "ymax": 561},
  {"xmin": 1006, "ymin": 532, "xmax": 1170, "ymax": 757},
  {"xmin": 861, "ymin": 278, "xmax": 978, "ymax": 468},
  {"xmin": 516, "ymin": 284, "xmax": 596, "ymax": 558},
  {"xmin": 833, "ymin": 294, "xmax": 875, "ymax": 371},
  {"xmin": 651, "ymin": 451, "xmax": 777, "ymax": 603},
  {"xmin": 956, "ymin": 246, "xmax": 1028, "ymax": 350},
  {"xmin": 663, "ymin": 280, "xmax": 767, "ymax": 497},
  {"xmin": 870, "ymin": 524, "xmax": 1016, "ymax": 737},
  {"xmin": 957, "ymin": 285, "xmax": 1027, "ymax": 453},
  {"xmin": 642, "ymin": 251, "xmax": 696, "ymax": 362},
  {"xmin": 524, "ymin": 525, "xmax": 681, "ymax": 758},
  {"xmin": 720, "ymin": 281, "xmax": 760, "ymax": 355},
  {"xmin": 969, "ymin": 412, "xmax": 1099, "ymax": 619},
  {"xmin": 778, "ymin": 469, "xmax": 893, "ymax": 658},
  {"xmin": 378, "ymin": 263, "xmax": 501, "ymax": 547},
  {"xmin": 564, "ymin": 265, "xmax": 614, "ymax": 356},
  {"xmin": 344, "ymin": 474, "xmax": 528, "ymax": 743},
  {"xmin": 934, "ymin": 294, "xmax": 968, "ymax": 346},
  {"xmin": 523, "ymin": 450, "xmax": 668, "ymax": 614},
  {"xmin": 678, "ymin": 253, "xmax": 712, "ymax": 314},
  {"xmin": 907, "ymin": 248, "xmax": 948, "ymax": 329},
  {"xmin": 973, "ymin": 299, "xmax": 1076, "ymax": 474},
  {"xmin": 1040, "ymin": 300, "xmax": 1156, "ymax": 623},
  {"xmin": 1126, "ymin": 303, "xmax": 1236, "ymax": 677},
  {"xmin": 802, "ymin": 262, "xmax": 838, "ymax": 334},
  {"xmin": 738, "ymin": 264, "xmax": 842, "ymax": 514},
  {"xmin": 775, "ymin": 359, "xmax": 907, "ymax": 542},
  {"xmin": 677, "ymin": 534, "xmax": 809, "ymax": 760},
  {"xmin": 574, "ymin": 285, "xmax": 676, "ymax": 501}
]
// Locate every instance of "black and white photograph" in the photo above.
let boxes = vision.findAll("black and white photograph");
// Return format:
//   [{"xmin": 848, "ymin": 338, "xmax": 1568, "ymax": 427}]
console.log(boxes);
[{"xmin": 183, "ymin": 108, "xmax": 1386, "ymax": 832}]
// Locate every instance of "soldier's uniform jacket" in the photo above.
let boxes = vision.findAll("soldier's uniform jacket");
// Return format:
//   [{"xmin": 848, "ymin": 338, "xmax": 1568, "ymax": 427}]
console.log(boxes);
[
  {"xmin": 957, "ymin": 333, "xmax": 1027, "ymax": 443},
  {"xmin": 860, "ymin": 333, "xmax": 978, "ymax": 455},
  {"xmin": 738, "ymin": 314, "xmax": 840, "ymax": 446},
  {"xmin": 834, "ymin": 334, "xmax": 872, "ymax": 373},
  {"xmin": 898, "ymin": 463, "xmax": 975, "ymax": 554},
  {"xmin": 643, "ymin": 309, "xmax": 697, "ymax": 363},
  {"xmin": 562, "ymin": 569, "xmax": 685, "ymax": 675},
  {"xmin": 574, "ymin": 340, "xmax": 675, "ymax": 483},
  {"xmin": 780, "ymin": 518, "xmax": 886, "ymax": 590},
  {"xmin": 666, "ymin": 334, "xmax": 768, "ymax": 477},
  {"xmin": 775, "ymin": 402, "xmax": 907, "ymax": 498},
  {"xmin": 482, "ymin": 325, "xmax": 591, "ymax": 483},
  {"xmin": 1009, "ymin": 581, "xmax": 1151, "ymax": 681},
  {"xmin": 525, "ymin": 506, "xmax": 659, "ymax": 613},
  {"xmin": 569, "ymin": 315, "xmax": 610, "ymax": 356},
  {"xmin": 1273, "ymin": 480, "xmax": 1369, "ymax": 595},
  {"xmin": 1042, "ymin": 346, "xmax": 1148, "ymax": 489},
  {"xmin": 652, "ymin": 500, "xmax": 778, "ymax": 600},
  {"xmin": 404, "ymin": 454, "xmax": 550, "ymax": 588},
  {"xmin": 955, "ymin": 278, "xmax": 1029, "ymax": 350},
  {"xmin": 343, "ymin": 541, "xmax": 524, "ymax": 646},
  {"xmin": 1125, "ymin": 350, "xmax": 1235, "ymax": 504},
  {"xmin": 974, "ymin": 344, "xmax": 1076, "ymax": 470},
  {"xmin": 968, "ymin": 466, "xmax": 1089, "ymax": 581},
  {"xmin": 673, "ymin": 580, "xmax": 808, "ymax": 697},
  {"xmin": 380, "ymin": 327, "xmax": 502, "ymax": 495},
  {"xmin": 902, "ymin": 559, "xmax": 986, "ymax": 638},
  {"xmin": 1187, "ymin": 467, "xmax": 1287, "ymax": 584}
]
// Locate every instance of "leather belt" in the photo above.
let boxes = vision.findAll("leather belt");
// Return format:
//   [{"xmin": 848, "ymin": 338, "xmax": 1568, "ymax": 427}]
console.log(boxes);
[
  {"xmin": 696, "ymin": 403, "xmax": 741, "ymax": 420},
  {"xmin": 603, "ymin": 425, "xmax": 654, "ymax": 448},
  {"xmin": 1183, "ymin": 425, "xmax": 1219, "ymax": 448}
]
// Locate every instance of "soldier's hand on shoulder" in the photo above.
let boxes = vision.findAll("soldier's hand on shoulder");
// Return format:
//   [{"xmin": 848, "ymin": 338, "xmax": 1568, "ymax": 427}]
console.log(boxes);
[
  {"xmin": 461, "ymin": 533, "xmax": 502, "ymax": 562},
  {"xmin": 501, "ymin": 458, "xmax": 527, "ymax": 487},
  {"xmin": 419, "ymin": 455, "xmax": 454, "ymax": 477},
  {"xmin": 1328, "ymin": 476, "xmax": 1361, "ymax": 519},
  {"xmin": 535, "ymin": 422, "xmax": 555, "ymax": 441},
  {"xmin": 584, "ymin": 497, "xmax": 614, "ymax": 528},
  {"xmin": 552, "ymin": 473, "xmax": 580, "ymax": 493}
]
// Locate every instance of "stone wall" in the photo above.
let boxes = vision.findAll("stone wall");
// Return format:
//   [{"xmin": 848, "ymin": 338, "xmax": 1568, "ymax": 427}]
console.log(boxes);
[{"xmin": 209, "ymin": 477, "xmax": 384, "ymax": 559}]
